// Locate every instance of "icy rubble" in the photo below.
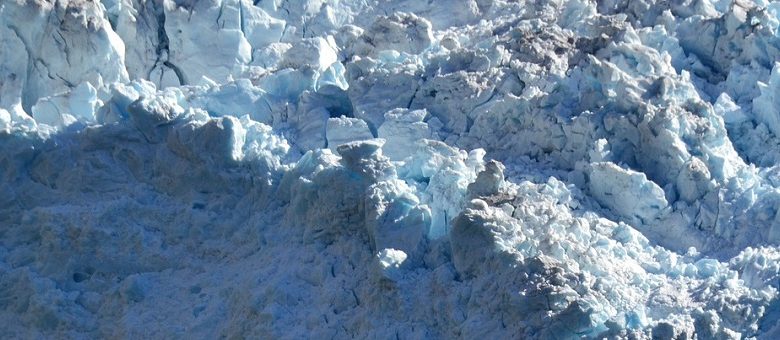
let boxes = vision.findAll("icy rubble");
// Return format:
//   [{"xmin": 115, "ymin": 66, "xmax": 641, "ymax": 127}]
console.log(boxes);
[{"xmin": 5, "ymin": 0, "xmax": 780, "ymax": 338}]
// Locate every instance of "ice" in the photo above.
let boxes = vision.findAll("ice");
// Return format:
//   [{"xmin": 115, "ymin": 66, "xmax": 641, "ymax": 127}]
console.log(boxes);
[
  {"xmin": 281, "ymin": 37, "xmax": 339, "ymax": 74},
  {"xmin": 0, "ymin": 0, "xmax": 127, "ymax": 115},
  {"xmin": 240, "ymin": 4, "xmax": 286, "ymax": 48},
  {"xmin": 357, "ymin": 12, "xmax": 433, "ymax": 56},
  {"xmin": 165, "ymin": 1, "xmax": 252, "ymax": 84},
  {"xmin": 0, "ymin": 109, "xmax": 10, "ymax": 129},
  {"xmin": 588, "ymin": 161, "xmax": 669, "ymax": 225},
  {"xmin": 5, "ymin": 0, "xmax": 780, "ymax": 338},
  {"xmin": 376, "ymin": 248, "xmax": 408, "ymax": 282},
  {"xmin": 365, "ymin": 178, "xmax": 429, "ymax": 256},
  {"xmin": 326, "ymin": 116, "xmax": 374, "ymax": 152},
  {"xmin": 755, "ymin": 63, "xmax": 780, "ymax": 137},
  {"xmin": 377, "ymin": 108, "xmax": 432, "ymax": 161},
  {"xmin": 714, "ymin": 92, "xmax": 749, "ymax": 124},
  {"xmin": 466, "ymin": 160, "xmax": 505, "ymax": 197}
]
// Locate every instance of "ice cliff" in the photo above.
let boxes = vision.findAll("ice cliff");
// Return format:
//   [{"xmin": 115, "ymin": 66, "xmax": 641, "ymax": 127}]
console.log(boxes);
[{"xmin": 4, "ymin": 0, "xmax": 780, "ymax": 338}]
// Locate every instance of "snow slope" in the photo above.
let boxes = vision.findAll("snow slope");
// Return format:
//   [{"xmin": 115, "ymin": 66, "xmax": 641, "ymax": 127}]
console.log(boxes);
[{"xmin": 4, "ymin": 0, "xmax": 780, "ymax": 338}]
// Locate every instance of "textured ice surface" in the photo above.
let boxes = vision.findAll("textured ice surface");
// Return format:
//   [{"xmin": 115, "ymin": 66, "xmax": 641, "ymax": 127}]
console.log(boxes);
[{"xmin": 4, "ymin": 0, "xmax": 780, "ymax": 338}]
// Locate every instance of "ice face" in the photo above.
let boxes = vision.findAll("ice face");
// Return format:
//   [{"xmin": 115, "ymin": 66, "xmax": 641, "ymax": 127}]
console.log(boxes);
[{"xmin": 5, "ymin": 0, "xmax": 780, "ymax": 338}]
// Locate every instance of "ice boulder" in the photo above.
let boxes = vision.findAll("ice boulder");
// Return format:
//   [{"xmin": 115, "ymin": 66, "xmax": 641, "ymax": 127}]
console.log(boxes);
[
  {"xmin": 675, "ymin": 157, "xmax": 714, "ymax": 203},
  {"xmin": 280, "ymin": 37, "xmax": 339, "ymax": 73},
  {"xmin": 365, "ymin": 179, "xmax": 429, "ymax": 258},
  {"xmin": 241, "ymin": 4, "xmax": 286, "ymax": 48},
  {"xmin": 356, "ymin": 12, "xmax": 433, "ymax": 56},
  {"xmin": 714, "ymin": 93, "xmax": 748, "ymax": 125},
  {"xmin": 754, "ymin": 63, "xmax": 780, "ymax": 138},
  {"xmin": 400, "ymin": 140, "xmax": 484, "ymax": 238},
  {"xmin": 378, "ymin": 108, "xmax": 433, "ymax": 161},
  {"xmin": 326, "ymin": 116, "xmax": 374, "ymax": 152},
  {"xmin": 126, "ymin": 88, "xmax": 187, "ymax": 143},
  {"xmin": 31, "ymin": 82, "xmax": 102, "ymax": 128},
  {"xmin": 336, "ymin": 139, "xmax": 395, "ymax": 182},
  {"xmin": 375, "ymin": 248, "xmax": 408, "ymax": 282},
  {"xmin": 450, "ymin": 199, "xmax": 500, "ymax": 278},
  {"xmin": 467, "ymin": 160, "xmax": 505, "ymax": 198},
  {"xmin": 588, "ymin": 162, "xmax": 669, "ymax": 225}
]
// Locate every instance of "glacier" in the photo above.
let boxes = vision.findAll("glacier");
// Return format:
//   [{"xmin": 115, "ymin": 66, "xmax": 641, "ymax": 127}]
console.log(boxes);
[{"xmin": 4, "ymin": 0, "xmax": 780, "ymax": 338}]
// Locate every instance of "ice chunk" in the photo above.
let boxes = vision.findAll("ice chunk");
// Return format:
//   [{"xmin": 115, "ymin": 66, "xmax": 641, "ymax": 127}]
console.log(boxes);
[
  {"xmin": 30, "ymin": 82, "xmax": 102, "ymax": 128},
  {"xmin": 68, "ymin": 82, "xmax": 102, "ymax": 122},
  {"xmin": 675, "ymin": 157, "xmax": 714, "ymax": 203},
  {"xmin": 281, "ymin": 37, "xmax": 339, "ymax": 73},
  {"xmin": 31, "ymin": 99, "xmax": 74, "ymax": 129},
  {"xmin": 378, "ymin": 108, "xmax": 432, "ymax": 161},
  {"xmin": 356, "ymin": 12, "xmax": 433, "ymax": 56},
  {"xmin": 400, "ymin": 140, "xmax": 481, "ymax": 238},
  {"xmin": 377, "ymin": 248, "xmax": 407, "ymax": 268},
  {"xmin": 188, "ymin": 79, "xmax": 273, "ymax": 124},
  {"xmin": 714, "ymin": 93, "xmax": 748, "ymax": 124},
  {"xmin": 467, "ymin": 160, "xmax": 505, "ymax": 198},
  {"xmin": 365, "ymin": 179, "xmax": 429, "ymax": 257},
  {"xmin": 326, "ymin": 116, "xmax": 374, "ymax": 152},
  {"xmin": 127, "ymin": 89, "xmax": 186, "ymax": 143},
  {"xmin": 0, "ymin": 109, "xmax": 10, "ymax": 129},
  {"xmin": 754, "ymin": 63, "xmax": 780, "ymax": 137},
  {"xmin": 450, "ymin": 199, "xmax": 499, "ymax": 278},
  {"xmin": 241, "ymin": 5, "xmax": 286, "ymax": 48},
  {"xmin": 376, "ymin": 248, "xmax": 408, "ymax": 281},
  {"xmin": 336, "ymin": 139, "xmax": 395, "ymax": 182},
  {"xmin": 168, "ymin": 115, "xmax": 247, "ymax": 166},
  {"xmin": 588, "ymin": 162, "xmax": 669, "ymax": 225}
]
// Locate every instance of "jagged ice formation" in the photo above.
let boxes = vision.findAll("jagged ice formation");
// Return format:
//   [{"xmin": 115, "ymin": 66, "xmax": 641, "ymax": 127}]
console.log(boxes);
[{"xmin": 4, "ymin": 0, "xmax": 780, "ymax": 338}]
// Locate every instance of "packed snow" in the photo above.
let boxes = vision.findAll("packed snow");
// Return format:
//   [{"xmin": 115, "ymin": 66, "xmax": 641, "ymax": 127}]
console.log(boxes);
[{"xmin": 3, "ymin": 0, "xmax": 780, "ymax": 338}]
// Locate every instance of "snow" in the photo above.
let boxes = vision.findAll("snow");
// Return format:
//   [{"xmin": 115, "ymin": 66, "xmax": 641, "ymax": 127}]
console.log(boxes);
[{"xmin": 4, "ymin": 0, "xmax": 780, "ymax": 338}]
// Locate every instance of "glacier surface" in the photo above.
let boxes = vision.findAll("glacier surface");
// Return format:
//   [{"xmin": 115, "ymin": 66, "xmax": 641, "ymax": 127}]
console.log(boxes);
[{"xmin": 4, "ymin": 0, "xmax": 780, "ymax": 338}]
